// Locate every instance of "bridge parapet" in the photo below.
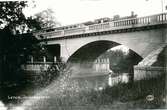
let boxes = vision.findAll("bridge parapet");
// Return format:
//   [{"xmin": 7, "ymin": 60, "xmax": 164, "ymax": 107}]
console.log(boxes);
[
  {"xmin": 64, "ymin": 27, "xmax": 86, "ymax": 36},
  {"xmin": 113, "ymin": 13, "xmax": 167, "ymax": 27},
  {"xmin": 88, "ymin": 22, "xmax": 111, "ymax": 32},
  {"xmin": 34, "ymin": 13, "xmax": 167, "ymax": 40}
]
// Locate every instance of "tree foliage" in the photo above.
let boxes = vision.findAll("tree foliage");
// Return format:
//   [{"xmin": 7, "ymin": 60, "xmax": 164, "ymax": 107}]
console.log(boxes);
[
  {"xmin": 0, "ymin": 1, "xmax": 42, "ymax": 54},
  {"xmin": 0, "ymin": 1, "xmax": 27, "ymax": 29},
  {"xmin": 0, "ymin": 1, "xmax": 43, "ymax": 34},
  {"xmin": 98, "ymin": 48, "xmax": 142, "ymax": 74},
  {"xmin": 34, "ymin": 8, "xmax": 61, "ymax": 29},
  {"xmin": 0, "ymin": 1, "xmax": 62, "ymax": 82},
  {"xmin": 0, "ymin": 1, "xmax": 41, "ymax": 81}
]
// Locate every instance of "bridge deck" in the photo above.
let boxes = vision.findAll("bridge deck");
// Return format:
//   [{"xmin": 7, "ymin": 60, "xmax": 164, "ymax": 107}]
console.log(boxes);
[{"xmin": 34, "ymin": 13, "xmax": 167, "ymax": 40}]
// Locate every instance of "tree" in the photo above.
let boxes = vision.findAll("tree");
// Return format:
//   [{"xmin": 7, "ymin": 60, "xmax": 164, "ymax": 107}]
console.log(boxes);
[
  {"xmin": 98, "ymin": 48, "xmax": 142, "ymax": 74},
  {"xmin": 0, "ymin": 1, "xmax": 62, "ymax": 82},
  {"xmin": 0, "ymin": 1, "xmax": 41, "ymax": 33},
  {"xmin": 34, "ymin": 8, "xmax": 61, "ymax": 29},
  {"xmin": 0, "ymin": 1, "xmax": 27, "ymax": 29},
  {"xmin": 0, "ymin": 1, "xmax": 41, "ymax": 81}
]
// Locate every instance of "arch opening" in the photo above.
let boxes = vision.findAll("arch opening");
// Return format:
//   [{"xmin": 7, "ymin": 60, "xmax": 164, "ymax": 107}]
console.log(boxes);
[
  {"xmin": 67, "ymin": 40, "xmax": 143, "ymax": 77},
  {"xmin": 45, "ymin": 44, "xmax": 61, "ymax": 62},
  {"xmin": 68, "ymin": 41, "xmax": 120, "ymax": 62}
]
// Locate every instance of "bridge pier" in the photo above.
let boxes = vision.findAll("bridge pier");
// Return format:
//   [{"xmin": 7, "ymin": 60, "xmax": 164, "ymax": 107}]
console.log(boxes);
[{"xmin": 60, "ymin": 44, "xmax": 70, "ymax": 63}]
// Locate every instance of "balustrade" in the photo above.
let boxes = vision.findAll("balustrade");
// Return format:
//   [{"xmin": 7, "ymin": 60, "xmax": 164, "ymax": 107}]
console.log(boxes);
[
  {"xmin": 64, "ymin": 27, "xmax": 85, "ymax": 35},
  {"xmin": 88, "ymin": 22, "xmax": 111, "ymax": 31},
  {"xmin": 35, "ymin": 13, "xmax": 167, "ymax": 39}
]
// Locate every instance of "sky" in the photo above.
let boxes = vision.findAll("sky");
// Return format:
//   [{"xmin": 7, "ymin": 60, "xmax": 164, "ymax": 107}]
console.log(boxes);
[{"xmin": 23, "ymin": 0, "xmax": 167, "ymax": 25}]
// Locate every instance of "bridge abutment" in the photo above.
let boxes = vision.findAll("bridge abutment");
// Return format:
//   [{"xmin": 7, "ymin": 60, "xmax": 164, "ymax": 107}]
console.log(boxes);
[
  {"xmin": 134, "ymin": 44, "xmax": 166, "ymax": 80},
  {"xmin": 134, "ymin": 66, "xmax": 164, "ymax": 80}
]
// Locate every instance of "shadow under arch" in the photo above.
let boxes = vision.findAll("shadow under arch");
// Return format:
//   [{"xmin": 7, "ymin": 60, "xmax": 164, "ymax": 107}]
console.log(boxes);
[
  {"xmin": 68, "ymin": 40, "xmax": 118, "ymax": 63},
  {"xmin": 67, "ymin": 40, "xmax": 142, "ymax": 64}
]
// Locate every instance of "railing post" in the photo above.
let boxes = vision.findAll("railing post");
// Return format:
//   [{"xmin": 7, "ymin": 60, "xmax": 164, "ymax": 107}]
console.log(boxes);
[
  {"xmin": 30, "ymin": 56, "xmax": 34, "ymax": 63},
  {"xmin": 43, "ymin": 56, "xmax": 46, "ymax": 63},
  {"xmin": 54, "ymin": 56, "xmax": 57, "ymax": 63},
  {"xmin": 108, "ymin": 71, "xmax": 112, "ymax": 87}
]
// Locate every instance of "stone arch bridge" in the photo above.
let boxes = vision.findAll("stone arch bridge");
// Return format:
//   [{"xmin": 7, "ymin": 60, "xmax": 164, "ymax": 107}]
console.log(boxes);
[{"xmin": 33, "ymin": 13, "xmax": 167, "ymax": 80}]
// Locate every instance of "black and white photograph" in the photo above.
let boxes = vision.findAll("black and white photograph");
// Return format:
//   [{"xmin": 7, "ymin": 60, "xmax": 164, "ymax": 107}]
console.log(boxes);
[{"xmin": 0, "ymin": 0, "xmax": 166, "ymax": 109}]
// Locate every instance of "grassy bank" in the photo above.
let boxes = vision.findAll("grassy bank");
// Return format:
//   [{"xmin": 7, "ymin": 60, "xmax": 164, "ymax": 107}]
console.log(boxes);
[{"xmin": 25, "ymin": 73, "xmax": 166, "ymax": 110}]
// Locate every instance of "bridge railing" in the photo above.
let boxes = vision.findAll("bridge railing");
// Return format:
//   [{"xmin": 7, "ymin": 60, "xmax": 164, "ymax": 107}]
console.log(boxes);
[
  {"xmin": 88, "ymin": 22, "xmax": 111, "ymax": 32},
  {"xmin": 64, "ymin": 27, "xmax": 86, "ymax": 36},
  {"xmin": 21, "ymin": 61, "xmax": 63, "ymax": 72},
  {"xmin": 112, "ymin": 13, "xmax": 167, "ymax": 28},
  {"xmin": 21, "ymin": 62, "xmax": 52, "ymax": 71},
  {"xmin": 34, "ymin": 13, "xmax": 167, "ymax": 39}
]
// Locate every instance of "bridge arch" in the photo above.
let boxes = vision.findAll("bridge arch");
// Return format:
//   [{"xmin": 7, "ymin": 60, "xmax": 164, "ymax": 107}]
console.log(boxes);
[
  {"xmin": 67, "ymin": 40, "xmax": 143, "ymax": 63},
  {"xmin": 65, "ymin": 40, "xmax": 143, "ymax": 77},
  {"xmin": 66, "ymin": 40, "xmax": 143, "ymax": 73}
]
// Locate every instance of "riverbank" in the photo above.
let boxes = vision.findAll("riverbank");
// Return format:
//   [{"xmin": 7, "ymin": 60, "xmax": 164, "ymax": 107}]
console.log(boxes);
[
  {"xmin": 0, "ymin": 70, "xmax": 165, "ymax": 110},
  {"xmin": 14, "ymin": 72, "xmax": 166, "ymax": 110}
]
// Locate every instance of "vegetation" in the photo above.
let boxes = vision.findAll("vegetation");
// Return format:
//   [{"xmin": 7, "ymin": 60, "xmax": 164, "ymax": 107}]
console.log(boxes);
[
  {"xmin": 0, "ymin": 1, "xmax": 60, "ymax": 82},
  {"xmin": 30, "ymin": 62, "xmax": 66, "ymax": 87},
  {"xmin": 34, "ymin": 8, "xmax": 61, "ymax": 29},
  {"xmin": 0, "ymin": 2, "xmax": 63, "ymax": 105},
  {"xmin": 0, "ymin": 1, "xmax": 34, "ymax": 81},
  {"xmin": 68, "ymin": 76, "xmax": 164, "ymax": 109},
  {"xmin": 98, "ymin": 48, "xmax": 142, "ymax": 74},
  {"xmin": 22, "ymin": 73, "xmax": 165, "ymax": 110}
]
